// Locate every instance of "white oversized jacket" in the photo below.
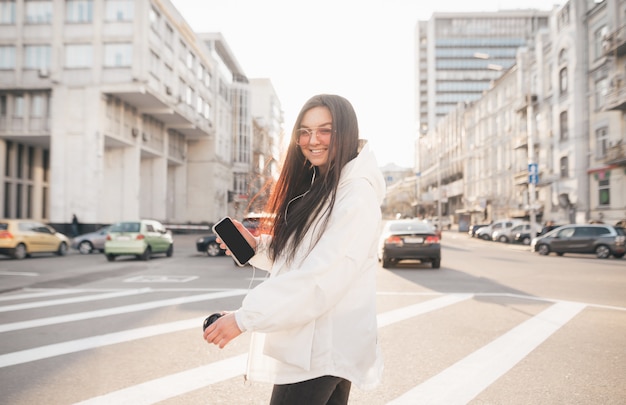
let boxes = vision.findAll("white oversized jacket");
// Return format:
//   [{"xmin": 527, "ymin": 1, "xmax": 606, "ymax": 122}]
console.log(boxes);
[{"xmin": 234, "ymin": 141, "xmax": 386, "ymax": 390}]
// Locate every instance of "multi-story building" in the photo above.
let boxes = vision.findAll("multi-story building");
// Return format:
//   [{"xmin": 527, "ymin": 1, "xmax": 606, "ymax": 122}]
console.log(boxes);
[
  {"xmin": 415, "ymin": 10, "xmax": 550, "ymax": 138},
  {"xmin": 248, "ymin": 78, "xmax": 283, "ymax": 213},
  {"xmin": 0, "ymin": 0, "xmax": 261, "ymax": 231},
  {"xmin": 409, "ymin": 0, "xmax": 626, "ymax": 227}
]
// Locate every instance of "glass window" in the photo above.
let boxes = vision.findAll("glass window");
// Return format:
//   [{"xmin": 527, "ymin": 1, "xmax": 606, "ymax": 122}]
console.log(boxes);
[
  {"xmin": 598, "ymin": 179, "xmax": 610, "ymax": 206},
  {"xmin": 595, "ymin": 25, "xmax": 608, "ymax": 59},
  {"xmin": 595, "ymin": 127, "xmax": 609, "ymax": 158},
  {"xmin": 0, "ymin": 45, "xmax": 16, "ymax": 69},
  {"xmin": 164, "ymin": 24, "xmax": 173, "ymax": 48},
  {"xmin": 149, "ymin": 6, "xmax": 159, "ymax": 33},
  {"xmin": 186, "ymin": 51, "xmax": 194, "ymax": 70},
  {"xmin": 560, "ymin": 156, "xmax": 569, "ymax": 178},
  {"xmin": 104, "ymin": 43, "xmax": 132, "ymax": 67},
  {"xmin": 104, "ymin": 0, "xmax": 133, "ymax": 21},
  {"xmin": 559, "ymin": 67, "xmax": 568, "ymax": 94},
  {"xmin": 31, "ymin": 94, "xmax": 46, "ymax": 117},
  {"xmin": 24, "ymin": 45, "xmax": 51, "ymax": 69},
  {"xmin": 149, "ymin": 50, "xmax": 160, "ymax": 76},
  {"xmin": 66, "ymin": 0, "xmax": 92, "ymax": 23},
  {"xmin": 25, "ymin": 1, "xmax": 52, "ymax": 24},
  {"xmin": 595, "ymin": 77, "xmax": 607, "ymax": 110},
  {"xmin": 0, "ymin": 0, "xmax": 15, "ymax": 24},
  {"xmin": 559, "ymin": 111, "xmax": 568, "ymax": 141},
  {"xmin": 65, "ymin": 44, "xmax": 93, "ymax": 68}
]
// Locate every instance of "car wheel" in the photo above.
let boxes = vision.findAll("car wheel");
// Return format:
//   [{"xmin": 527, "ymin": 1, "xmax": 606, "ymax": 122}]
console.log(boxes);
[
  {"xmin": 613, "ymin": 253, "xmax": 625, "ymax": 259},
  {"xmin": 166, "ymin": 244, "xmax": 173, "ymax": 257},
  {"xmin": 78, "ymin": 240, "xmax": 93, "ymax": 254},
  {"xmin": 481, "ymin": 234, "xmax": 491, "ymax": 241},
  {"xmin": 57, "ymin": 242, "xmax": 68, "ymax": 256},
  {"xmin": 140, "ymin": 246, "xmax": 151, "ymax": 261},
  {"xmin": 382, "ymin": 254, "xmax": 393, "ymax": 269},
  {"xmin": 522, "ymin": 236, "xmax": 531, "ymax": 245},
  {"xmin": 498, "ymin": 235, "xmax": 508, "ymax": 243},
  {"xmin": 13, "ymin": 243, "xmax": 27, "ymax": 260},
  {"xmin": 432, "ymin": 258, "xmax": 441, "ymax": 269},
  {"xmin": 595, "ymin": 245, "xmax": 611, "ymax": 259},
  {"xmin": 206, "ymin": 242, "xmax": 222, "ymax": 257},
  {"xmin": 537, "ymin": 244, "xmax": 550, "ymax": 255},
  {"xmin": 106, "ymin": 254, "xmax": 115, "ymax": 262}
]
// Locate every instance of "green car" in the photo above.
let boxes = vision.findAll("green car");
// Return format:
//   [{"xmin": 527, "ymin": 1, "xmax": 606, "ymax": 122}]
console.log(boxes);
[{"xmin": 104, "ymin": 219, "xmax": 173, "ymax": 261}]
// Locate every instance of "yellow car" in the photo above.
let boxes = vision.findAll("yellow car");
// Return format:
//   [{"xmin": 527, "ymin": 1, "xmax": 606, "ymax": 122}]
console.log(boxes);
[{"xmin": 0, "ymin": 219, "xmax": 70, "ymax": 260}]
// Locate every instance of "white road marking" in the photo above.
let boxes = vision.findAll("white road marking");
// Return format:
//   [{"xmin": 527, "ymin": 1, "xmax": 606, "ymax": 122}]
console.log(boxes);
[
  {"xmin": 0, "ymin": 288, "xmax": 153, "ymax": 312},
  {"xmin": 387, "ymin": 301, "xmax": 586, "ymax": 405},
  {"xmin": 0, "ymin": 271, "xmax": 38, "ymax": 276},
  {"xmin": 73, "ymin": 355, "xmax": 248, "ymax": 405},
  {"xmin": 0, "ymin": 289, "xmax": 247, "ymax": 333}
]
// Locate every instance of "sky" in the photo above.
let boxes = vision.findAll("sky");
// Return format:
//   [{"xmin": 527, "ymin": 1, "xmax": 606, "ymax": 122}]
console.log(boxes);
[{"xmin": 172, "ymin": 0, "xmax": 564, "ymax": 168}]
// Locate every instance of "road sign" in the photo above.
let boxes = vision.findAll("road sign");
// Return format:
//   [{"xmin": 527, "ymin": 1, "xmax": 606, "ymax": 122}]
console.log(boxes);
[{"xmin": 528, "ymin": 163, "xmax": 538, "ymax": 184}]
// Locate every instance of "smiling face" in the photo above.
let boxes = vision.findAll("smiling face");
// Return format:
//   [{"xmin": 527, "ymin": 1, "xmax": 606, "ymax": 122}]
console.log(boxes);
[{"xmin": 296, "ymin": 106, "xmax": 334, "ymax": 175}]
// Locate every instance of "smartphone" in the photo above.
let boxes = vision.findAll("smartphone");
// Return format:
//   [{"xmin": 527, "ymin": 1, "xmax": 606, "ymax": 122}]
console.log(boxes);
[{"xmin": 212, "ymin": 216, "xmax": 256, "ymax": 266}]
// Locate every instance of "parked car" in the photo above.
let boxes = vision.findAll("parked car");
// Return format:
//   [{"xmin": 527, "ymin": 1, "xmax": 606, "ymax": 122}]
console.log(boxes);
[
  {"xmin": 104, "ymin": 219, "xmax": 173, "ymax": 261},
  {"xmin": 468, "ymin": 224, "xmax": 488, "ymax": 238},
  {"xmin": 378, "ymin": 219, "xmax": 441, "ymax": 269},
  {"xmin": 241, "ymin": 212, "xmax": 274, "ymax": 236},
  {"xmin": 196, "ymin": 233, "xmax": 225, "ymax": 257},
  {"xmin": 0, "ymin": 219, "xmax": 70, "ymax": 260},
  {"xmin": 514, "ymin": 224, "xmax": 563, "ymax": 245},
  {"xmin": 493, "ymin": 222, "xmax": 541, "ymax": 243},
  {"xmin": 71, "ymin": 225, "xmax": 111, "ymax": 254},
  {"xmin": 530, "ymin": 224, "xmax": 625, "ymax": 259},
  {"xmin": 476, "ymin": 219, "xmax": 525, "ymax": 241}
]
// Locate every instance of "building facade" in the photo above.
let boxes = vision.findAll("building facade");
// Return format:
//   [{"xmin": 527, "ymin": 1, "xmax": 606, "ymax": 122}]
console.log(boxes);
[
  {"xmin": 408, "ymin": 0, "xmax": 626, "ymax": 227},
  {"xmin": 0, "ymin": 0, "xmax": 271, "ymax": 230}
]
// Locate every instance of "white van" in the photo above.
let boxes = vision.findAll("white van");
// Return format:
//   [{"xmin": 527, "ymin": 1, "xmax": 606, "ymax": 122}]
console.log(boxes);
[{"xmin": 475, "ymin": 219, "xmax": 525, "ymax": 241}]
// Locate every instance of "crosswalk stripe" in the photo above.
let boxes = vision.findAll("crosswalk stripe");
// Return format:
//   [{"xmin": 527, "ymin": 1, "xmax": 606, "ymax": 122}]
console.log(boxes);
[
  {"xmin": 0, "ymin": 289, "xmax": 247, "ymax": 333},
  {"xmin": 387, "ymin": 301, "xmax": 587, "ymax": 405},
  {"xmin": 73, "ymin": 355, "xmax": 248, "ymax": 405},
  {"xmin": 67, "ymin": 294, "xmax": 473, "ymax": 404},
  {"xmin": 0, "ymin": 287, "xmax": 153, "ymax": 312}
]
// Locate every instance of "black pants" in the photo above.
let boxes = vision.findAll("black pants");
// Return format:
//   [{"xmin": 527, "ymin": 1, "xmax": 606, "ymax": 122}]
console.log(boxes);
[{"xmin": 269, "ymin": 375, "xmax": 352, "ymax": 405}]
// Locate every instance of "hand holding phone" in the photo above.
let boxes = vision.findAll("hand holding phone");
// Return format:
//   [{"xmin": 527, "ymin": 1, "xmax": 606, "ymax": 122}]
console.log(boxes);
[{"xmin": 212, "ymin": 217, "xmax": 256, "ymax": 266}]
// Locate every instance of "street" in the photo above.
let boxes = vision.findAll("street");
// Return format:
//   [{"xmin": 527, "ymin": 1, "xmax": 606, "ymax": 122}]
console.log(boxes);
[{"xmin": 0, "ymin": 231, "xmax": 624, "ymax": 404}]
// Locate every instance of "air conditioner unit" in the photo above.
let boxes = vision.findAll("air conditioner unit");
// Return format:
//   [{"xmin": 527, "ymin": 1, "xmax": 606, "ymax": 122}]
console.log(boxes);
[
  {"xmin": 38, "ymin": 68, "xmax": 49, "ymax": 78},
  {"xmin": 142, "ymin": 132, "xmax": 149, "ymax": 141},
  {"xmin": 131, "ymin": 128, "xmax": 139, "ymax": 137},
  {"xmin": 165, "ymin": 86, "xmax": 172, "ymax": 95}
]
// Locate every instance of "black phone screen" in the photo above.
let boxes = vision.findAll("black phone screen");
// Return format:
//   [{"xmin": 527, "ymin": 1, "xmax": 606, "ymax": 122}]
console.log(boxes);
[{"xmin": 212, "ymin": 217, "xmax": 256, "ymax": 266}]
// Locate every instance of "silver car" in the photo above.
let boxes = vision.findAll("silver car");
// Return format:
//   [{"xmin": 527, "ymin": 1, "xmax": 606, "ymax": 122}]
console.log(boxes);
[{"xmin": 71, "ymin": 226, "xmax": 111, "ymax": 254}]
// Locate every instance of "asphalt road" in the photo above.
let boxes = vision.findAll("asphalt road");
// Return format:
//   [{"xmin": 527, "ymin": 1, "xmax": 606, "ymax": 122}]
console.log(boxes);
[{"xmin": 0, "ymin": 231, "xmax": 624, "ymax": 404}]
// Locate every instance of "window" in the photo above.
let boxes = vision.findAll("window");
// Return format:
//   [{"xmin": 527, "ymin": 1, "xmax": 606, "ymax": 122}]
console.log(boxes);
[
  {"xmin": 559, "ymin": 67, "xmax": 568, "ymax": 94},
  {"xmin": 0, "ymin": 0, "xmax": 15, "ymax": 24},
  {"xmin": 560, "ymin": 156, "xmax": 569, "ymax": 178},
  {"xmin": 186, "ymin": 50, "xmax": 194, "ymax": 70},
  {"xmin": 65, "ymin": 44, "xmax": 93, "ymax": 68},
  {"xmin": 149, "ymin": 6, "xmax": 159, "ymax": 33},
  {"xmin": 24, "ymin": 45, "xmax": 51, "ymax": 69},
  {"xmin": 149, "ymin": 50, "xmax": 160, "ymax": 76},
  {"xmin": 25, "ymin": 0, "xmax": 52, "ymax": 24},
  {"xmin": 164, "ymin": 24, "xmax": 174, "ymax": 48},
  {"xmin": 595, "ymin": 127, "xmax": 609, "ymax": 158},
  {"xmin": 104, "ymin": 43, "xmax": 132, "ymax": 67},
  {"xmin": 104, "ymin": 0, "xmax": 133, "ymax": 21},
  {"xmin": 598, "ymin": 179, "xmax": 610, "ymax": 206},
  {"xmin": 66, "ymin": 0, "xmax": 92, "ymax": 23},
  {"xmin": 559, "ymin": 111, "xmax": 568, "ymax": 141},
  {"xmin": 595, "ymin": 77, "xmax": 608, "ymax": 110},
  {"xmin": 0, "ymin": 45, "xmax": 16, "ymax": 69},
  {"xmin": 594, "ymin": 26, "xmax": 608, "ymax": 59}
]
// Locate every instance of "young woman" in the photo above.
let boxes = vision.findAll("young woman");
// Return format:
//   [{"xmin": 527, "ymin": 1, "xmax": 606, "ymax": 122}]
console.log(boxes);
[{"xmin": 204, "ymin": 94, "xmax": 385, "ymax": 404}]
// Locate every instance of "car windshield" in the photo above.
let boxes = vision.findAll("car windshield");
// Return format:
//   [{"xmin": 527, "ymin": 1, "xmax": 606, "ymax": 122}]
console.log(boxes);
[
  {"xmin": 389, "ymin": 222, "xmax": 431, "ymax": 233},
  {"xmin": 110, "ymin": 222, "xmax": 140, "ymax": 233}
]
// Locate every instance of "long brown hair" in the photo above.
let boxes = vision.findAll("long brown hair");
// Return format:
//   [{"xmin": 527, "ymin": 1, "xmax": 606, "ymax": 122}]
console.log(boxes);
[{"xmin": 263, "ymin": 94, "xmax": 360, "ymax": 262}]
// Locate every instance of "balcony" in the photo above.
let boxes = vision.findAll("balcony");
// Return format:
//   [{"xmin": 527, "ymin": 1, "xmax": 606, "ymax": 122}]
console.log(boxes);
[
  {"xmin": 605, "ymin": 79, "xmax": 626, "ymax": 111},
  {"xmin": 602, "ymin": 25, "xmax": 626, "ymax": 57},
  {"xmin": 514, "ymin": 170, "xmax": 529, "ymax": 185},
  {"xmin": 604, "ymin": 142, "xmax": 626, "ymax": 165}
]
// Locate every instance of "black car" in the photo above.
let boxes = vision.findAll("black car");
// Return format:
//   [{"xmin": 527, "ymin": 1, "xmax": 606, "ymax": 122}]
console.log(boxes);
[
  {"xmin": 378, "ymin": 219, "xmax": 441, "ymax": 269},
  {"xmin": 196, "ymin": 234, "xmax": 225, "ymax": 257},
  {"xmin": 514, "ymin": 224, "xmax": 562, "ymax": 245},
  {"xmin": 530, "ymin": 224, "xmax": 626, "ymax": 259}
]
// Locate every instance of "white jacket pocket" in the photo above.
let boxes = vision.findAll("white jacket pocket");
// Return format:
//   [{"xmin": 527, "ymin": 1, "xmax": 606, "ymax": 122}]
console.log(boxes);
[{"xmin": 263, "ymin": 320, "xmax": 315, "ymax": 371}]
